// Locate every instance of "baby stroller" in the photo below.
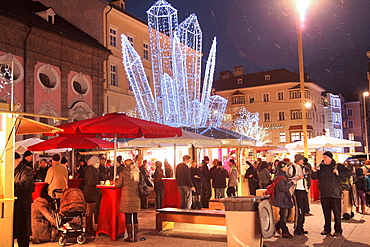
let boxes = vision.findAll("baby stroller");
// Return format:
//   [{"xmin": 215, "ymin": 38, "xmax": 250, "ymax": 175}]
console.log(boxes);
[{"xmin": 52, "ymin": 188, "xmax": 86, "ymax": 246}]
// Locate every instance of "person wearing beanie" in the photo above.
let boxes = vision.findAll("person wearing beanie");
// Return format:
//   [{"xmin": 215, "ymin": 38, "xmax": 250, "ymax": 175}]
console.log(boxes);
[
  {"xmin": 21, "ymin": 150, "xmax": 33, "ymax": 169},
  {"xmin": 45, "ymin": 153, "xmax": 68, "ymax": 199},
  {"xmin": 60, "ymin": 157, "xmax": 71, "ymax": 176},
  {"xmin": 273, "ymin": 161, "xmax": 296, "ymax": 238},
  {"xmin": 83, "ymin": 156, "xmax": 101, "ymax": 236},
  {"xmin": 287, "ymin": 154, "xmax": 309, "ymax": 235},
  {"xmin": 13, "ymin": 151, "xmax": 34, "ymax": 246},
  {"xmin": 312, "ymin": 151, "xmax": 352, "ymax": 237}
]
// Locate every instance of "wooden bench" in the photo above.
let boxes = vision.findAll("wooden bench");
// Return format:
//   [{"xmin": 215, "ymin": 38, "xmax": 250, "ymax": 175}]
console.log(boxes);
[{"xmin": 156, "ymin": 208, "xmax": 226, "ymax": 231}]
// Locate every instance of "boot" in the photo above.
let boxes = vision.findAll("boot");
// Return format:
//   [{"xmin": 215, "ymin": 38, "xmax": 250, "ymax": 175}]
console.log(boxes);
[
  {"xmin": 133, "ymin": 223, "xmax": 139, "ymax": 242},
  {"xmin": 124, "ymin": 224, "xmax": 133, "ymax": 242},
  {"xmin": 362, "ymin": 205, "xmax": 369, "ymax": 215},
  {"xmin": 86, "ymin": 216, "xmax": 95, "ymax": 236},
  {"xmin": 356, "ymin": 206, "xmax": 360, "ymax": 213}
]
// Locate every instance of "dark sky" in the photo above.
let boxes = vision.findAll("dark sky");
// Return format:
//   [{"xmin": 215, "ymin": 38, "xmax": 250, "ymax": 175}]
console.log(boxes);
[{"xmin": 126, "ymin": 0, "xmax": 370, "ymax": 95}]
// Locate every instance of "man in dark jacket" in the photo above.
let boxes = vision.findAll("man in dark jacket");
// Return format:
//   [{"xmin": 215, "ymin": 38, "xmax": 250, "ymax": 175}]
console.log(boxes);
[
  {"xmin": 273, "ymin": 161, "xmax": 296, "ymax": 238},
  {"xmin": 245, "ymin": 160, "xmax": 259, "ymax": 195},
  {"xmin": 35, "ymin": 159, "xmax": 49, "ymax": 182},
  {"xmin": 311, "ymin": 151, "xmax": 352, "ymax": 237},
  {"xmin": 22, "ymin": 150, "xmax": 34, "ymax": 169},
  {"xmin": 14, "ymin": 152, "xmax": 34, "ymax": 247},
  {"xmin": 210, "ymin": 161, "xmax": 228, "ymax": 199},
  {"xmin": 199, "ymin": 156, "xmax": 211, "ymax": 208},
  {"xmin": 176, "ymin": 155, "xmax": 195, "ymax": 209}
]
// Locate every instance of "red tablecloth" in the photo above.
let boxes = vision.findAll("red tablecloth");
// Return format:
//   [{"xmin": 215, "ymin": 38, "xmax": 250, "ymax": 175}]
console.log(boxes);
[
  {"xmin": 68, "ymin": 178, "xmax": 83, "ymax": 189},
  {"xmin": 96, "ymin": 185, "xmax": 126, "ymax": 241},
  {"xmin": 32, "ymin": 182, "xmax": 47, "ymax": 201},
  {"xmin": 162, "ymin": 178, "xmax": 181, "ymax": 208},
  {"xmin": 310, "ymin": 178, "xmax": 320, "ymax": 201}
]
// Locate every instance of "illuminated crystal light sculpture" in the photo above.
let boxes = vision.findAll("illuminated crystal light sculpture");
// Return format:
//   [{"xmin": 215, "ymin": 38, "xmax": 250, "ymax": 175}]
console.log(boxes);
[{"xmin": 121, "ymin": 0, "xmax": 227, "ymax": 127}]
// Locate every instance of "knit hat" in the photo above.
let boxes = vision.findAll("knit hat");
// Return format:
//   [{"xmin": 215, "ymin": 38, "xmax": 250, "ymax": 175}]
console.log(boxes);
[
  {"xmin": 23, "ymin": 150, "xmax": 32, "ymax": 158},
  {"xmin": 87, "ymin": 156, "xmax": 99, "ymax": 166},
  {"xmin": 277, "ymin": 161, "xmax": 288, "ymax": 170},
  {"xmin": 52, "ymin": 154, "xmax": 60, "ymax": 161},
  {"xmin": 203, "ymin": 156, "xmax": 210, "ymax": 161},
  {"xmin": 294, "ymin": 154, "xmax": 305, "ymax": 163},
  {"xmin": 14, "ymin": 152, "xmax": 21, "ymax": 159},
  {"xmin": 60, "ymin": 157, "xmax": 68, "ymax": 164},
  {"xmin": 323, "ymin": 151, "xmax": 333, "ymax": 159}
]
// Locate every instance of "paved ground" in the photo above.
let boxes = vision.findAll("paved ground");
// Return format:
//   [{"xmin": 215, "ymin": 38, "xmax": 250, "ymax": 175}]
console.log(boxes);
[{"xmin": 24, "ymin": 201, "xmax": 370, "ymax": 247}]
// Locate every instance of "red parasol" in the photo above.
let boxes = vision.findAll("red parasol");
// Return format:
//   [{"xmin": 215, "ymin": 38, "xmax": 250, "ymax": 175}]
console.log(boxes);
[
  {"xmin": 27, "ymin": 136, "xmax": 114, "ymax": 151},
  {"xmin": 51, "ymin": 113, "xmax": 182, "ymax": 138}
]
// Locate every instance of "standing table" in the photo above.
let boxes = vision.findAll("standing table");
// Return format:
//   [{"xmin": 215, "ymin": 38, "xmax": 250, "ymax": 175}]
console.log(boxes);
[
  {"xmin": 310, "ymin": 178, "xmax": 320, "ymax": 201},
  {"xmin": 162, "ymin": 178, "xmax": 181, "ymax": 208},
  {"xmin": 96, "ymin": 185, "xmax": 126, "ymax": 240},
  {"xmin": 68, "ymin": 178, "xmax": 83, "ymax": 189},
  {"xmin": 32, "ymin": 182, "xmax": 48, "ymax": 201}
]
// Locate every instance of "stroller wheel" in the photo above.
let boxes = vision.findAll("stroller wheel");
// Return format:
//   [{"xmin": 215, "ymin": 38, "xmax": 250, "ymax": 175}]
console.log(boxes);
[
  {"xmin": 77, "ymin": 234, "xmax": 86, "ymax": 245},
  {"xmin": 58, "ymin": 235, "xmax": 67, "ymax": 246}
]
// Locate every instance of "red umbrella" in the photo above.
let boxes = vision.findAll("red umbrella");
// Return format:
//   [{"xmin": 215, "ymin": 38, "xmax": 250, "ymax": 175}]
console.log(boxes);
[
  {"xmin": 52, "ymin": 113, "xmax": 182, "ymax": 138},
  {"xmin": 27, "ymin": 136, "xmax": 114, "ymax": 151}
]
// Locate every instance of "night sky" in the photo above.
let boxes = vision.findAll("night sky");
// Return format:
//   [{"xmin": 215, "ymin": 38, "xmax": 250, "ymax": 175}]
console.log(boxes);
[{"xmin": 126, "ymin": 0, "xmax": 370, "ymax": 95}]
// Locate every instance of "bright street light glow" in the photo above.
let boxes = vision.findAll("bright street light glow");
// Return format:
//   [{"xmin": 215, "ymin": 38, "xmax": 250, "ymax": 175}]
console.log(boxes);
[
  {"xmin": 304, "ymin": 102, "xmax": 312, "ymax": 108},
  {"xmin": 296, "ymin": 0, "xmax": 311, "ymax": 23},
  {"xmin": 364, "ymin": 92, "xmax": 369, "ymax": 97}
]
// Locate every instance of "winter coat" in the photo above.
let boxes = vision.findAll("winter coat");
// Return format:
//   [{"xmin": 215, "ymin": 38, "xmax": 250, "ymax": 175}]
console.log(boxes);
[
  {"xmin": 35, "ymin": 166, "xmax": 49, "ymax": 182},
  {"xmin": 311, "ymin": 160, "xmax": 352, "ymax": 199},
  {"xmin": 176, "ymin": 163, "xmax": 193, "ymax": 187},
  {"xmin": 245, "ymin": 166, "xmax": 259, "ymax": 188},
  {"xmin": 210, "ymin": 167, "xmax": 228, "ymax": 188},
  {"xmin": 153, "ymin": 168, "xmax": 165, "ymax": 191},
  {"xmin": 228, "ymin": 166, "xmax": 239, "ymax": 187},
  {"xmin": 14, "ymin": 162, "xmax": 34, "ymax": 238},
  {"xmin": 257, "ymin": 168, "xmax": 271, "ymax": 188},
  {"xmin": 45, "ymin": 163, "xmax": 68, "ymax": 198},
  {"xmin": 83, "ymin": 165, "xmax": 101, "ymax": 203},
  {"xmin": 31, "ymin": 197, "xmax": 55, "ymax": 240},
  {"xmin": 272, "ymin": 170, "xmax": 295, "ymax": 209},
  {"xmin": 115, "ymin": 165, "xmax": 141, "ymax": 213},
  {"xmin": 190, "ymin": 167, "xmax": 202, "ymax": 195}
]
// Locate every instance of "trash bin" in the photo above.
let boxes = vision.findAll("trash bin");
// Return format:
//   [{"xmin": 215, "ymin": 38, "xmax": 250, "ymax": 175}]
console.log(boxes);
[{"xmin": 221, "ymin": 196, "xmax": 275, "ymax": 247}]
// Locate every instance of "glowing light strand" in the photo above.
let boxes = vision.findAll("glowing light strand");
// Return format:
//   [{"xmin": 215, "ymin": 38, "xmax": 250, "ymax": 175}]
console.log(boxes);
[{"xmin": 121, "ymin": 0, "xmax": 227, "ymax": 127}]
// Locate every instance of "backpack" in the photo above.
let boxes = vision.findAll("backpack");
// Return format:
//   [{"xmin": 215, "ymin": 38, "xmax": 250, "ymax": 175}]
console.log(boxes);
[{"xmin": 265, "ymin": 176, "xmax": 286, "ymax": 203}]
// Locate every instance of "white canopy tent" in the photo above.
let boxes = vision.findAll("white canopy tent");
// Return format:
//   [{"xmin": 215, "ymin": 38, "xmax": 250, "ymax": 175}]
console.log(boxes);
[{"xmin": 285, "ymin": 136, "xmax": 362, "ymax": 149}]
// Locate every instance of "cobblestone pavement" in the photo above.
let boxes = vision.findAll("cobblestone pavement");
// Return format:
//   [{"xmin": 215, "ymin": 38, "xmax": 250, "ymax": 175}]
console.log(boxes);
[{"xmin": 25, "ymin": 201, "xmax": 370, "ymax": 247}]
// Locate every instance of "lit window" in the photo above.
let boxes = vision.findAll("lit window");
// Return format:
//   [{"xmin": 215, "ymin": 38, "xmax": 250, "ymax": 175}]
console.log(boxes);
[
  {"xmin": 110, "ymin": 28, "xmax": 117, "ymax": 47},
  {"xmin": 348, "ymin": 133, "xmax": 354, "ymax": 140},
  {"xmin": 291, "ymin": 132, "xmax": 303, "ymax": 142},
  {"xmin": 110, "ymin": 64, "xmax": 118, "ymax": 86},
  {"xmin": 279, "ymin": 132, "xmax": 286, "ymax": 143},
  {"xmin": 143, "ymin": 43, "xmax": 149, "ymax": 60}
]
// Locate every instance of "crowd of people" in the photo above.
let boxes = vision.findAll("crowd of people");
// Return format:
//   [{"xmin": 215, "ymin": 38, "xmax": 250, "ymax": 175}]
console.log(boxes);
[{"xmin": 13, "ymin": 149, "xmax": 370, "ymax": 246}]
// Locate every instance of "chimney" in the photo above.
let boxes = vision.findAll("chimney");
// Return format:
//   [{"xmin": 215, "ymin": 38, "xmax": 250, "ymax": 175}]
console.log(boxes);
[
  {"xmin": 233, "ymin": 66, "xmax": 244, "ymax": 76},
  {"xmin": 219, "ymin": 70, "xmax": 232, "ymax": 80}
]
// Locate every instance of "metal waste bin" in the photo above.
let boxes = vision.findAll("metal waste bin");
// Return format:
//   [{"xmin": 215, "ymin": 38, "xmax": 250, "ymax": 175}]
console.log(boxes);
[{"xmin": 221, "ymin": 196, "xmax": 275, "ymax": 247}]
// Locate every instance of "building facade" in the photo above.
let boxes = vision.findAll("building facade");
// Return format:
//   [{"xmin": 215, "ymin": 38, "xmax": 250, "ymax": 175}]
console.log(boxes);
[
  {"xmin": 39, "ymin": 0, "xmax": 153, "ymax": 115},
  {"xmin": 323, "ymin": 93, "xmax": 344, "ymax": 139},
  {"xmin": 0, "ymin": 0, "xmax": 110, "ymax": 124},
  {"xmin": 213, "ymin": 67, "xmax": 326, "ymax": 147}
]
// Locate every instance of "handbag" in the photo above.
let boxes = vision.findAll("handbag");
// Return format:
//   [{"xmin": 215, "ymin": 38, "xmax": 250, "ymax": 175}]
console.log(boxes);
[{"xmin": 138, "ymin": 173, "xmax": 151, "ymax": 199}]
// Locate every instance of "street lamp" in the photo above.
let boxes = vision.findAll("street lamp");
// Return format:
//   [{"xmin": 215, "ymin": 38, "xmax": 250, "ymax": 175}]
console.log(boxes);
[
  {"xmin": 296, "ymin": 0, "xmax": 311, "ymax": 157},
  {"xmin": 363, "ymin": 92, "xmax": 369, "ymax": 159}
]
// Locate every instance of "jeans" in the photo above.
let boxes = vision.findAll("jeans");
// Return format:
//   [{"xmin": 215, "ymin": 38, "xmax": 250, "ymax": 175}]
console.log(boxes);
[
  {"xmin": 276, "ymin": 207, "xmax": 289, "ymax": 234},
  {"xmin": 295, "ymin": 190, "xmax": 309, "ymax": 232},
  {"xmin": 178, "ymin": 186, "xmax": 192, "ymax": 209},
  {"xmin": 155, "ymin": 190, "xmax": 164, "ymax": 209},
  {"xmin": 214, "ymin": 188, "xmax": 225, "ymax": 199}
]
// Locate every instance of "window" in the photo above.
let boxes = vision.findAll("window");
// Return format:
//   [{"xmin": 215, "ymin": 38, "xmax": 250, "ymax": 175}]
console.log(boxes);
[
  {"xmin": 279, "ymin": 132, "xmax": 286, "ymax": 143},
  {"xmin": 291, "ymin": 110, "xmax": 302, "ymax": 120},
  {"xmin": 263, "ymin": 112, "xmax": 271, "ymax": 122},
  {"xmin": 265, "ymin": 75, "xmax": 270, "ymax": 80},
  {"xmin": 110, "ymin": 64, "xmax": 118, "ymax": 86},
  {"xmin": 291, "ymin": 132, "xmax": 303, "ymax": 142},
  {"xmin": 290, "ymin": 90, "xmax": 301, "ymax": 99},
  {"xmin": 305, "ymin": 90, "xmax": 311, "ymax": 99},
  {"xmin": 347, "ymin": 108, "xmax": 353, "ymax": 116},
  {"xmin": 349, "ymin": 133, "xmax": 354, "ymax": 141},
  {"xmin": 232, "ymin": 96, "xmax": 245, "ymax": 104},
  {"xmin": 278, "ymin": 111, "xmax": 285, "ymax": 121},
  {"xmin": 36, "ymin": 64, "xmax": 60, "ymax": 93},
  {"xmin": 262, "ymin": 93, "xmax": 270, "ymax": 102},
  {"xmin": 109, "ymin": 28, "xmax": 117, "ymax": 47},
  {"xmin": 277, "ymin": 91, "xmax": 284, "ymax": 100},
  {"xmin": 348, "ymin": 120, "xmax": 354, "ymax": 129},
  {"xmin": 237, "ymin": 78, "xmax": 243, "ymax": 84},
  {"xmin": 335, "ymin": 113, "xmax": 339, "ymax": 122},
  {"xmin": 248, "ymin": 95, "xmax": 255, "ymax": 103},
  {"xmin": 127, "ymin": 35, "xmax": 134, "ymax": 46},
  {"xmin": 143, "ymin": 43, "xmax": 149, "ymax": 60}
]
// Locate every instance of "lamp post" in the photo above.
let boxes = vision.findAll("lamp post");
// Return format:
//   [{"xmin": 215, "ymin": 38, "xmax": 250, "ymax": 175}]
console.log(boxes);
[
  {"xmin": 296, "ymin": 0, "xmax": 311, "ymax": 157},
  {"xmin": 363, "ymin": 92, "xmax": 369, "ymax": 159}
]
